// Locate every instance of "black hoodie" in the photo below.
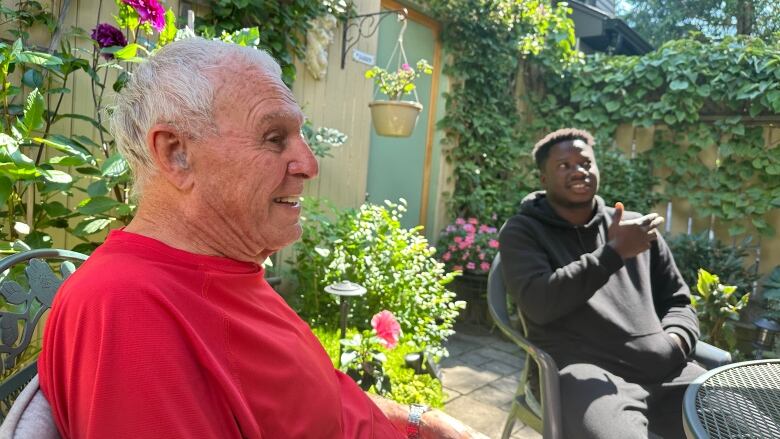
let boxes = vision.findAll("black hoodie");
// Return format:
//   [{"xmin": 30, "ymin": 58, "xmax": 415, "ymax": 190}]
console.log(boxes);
[{"xmin": 499, "ymin": 191, "xmax": 700, "ymax": 383}]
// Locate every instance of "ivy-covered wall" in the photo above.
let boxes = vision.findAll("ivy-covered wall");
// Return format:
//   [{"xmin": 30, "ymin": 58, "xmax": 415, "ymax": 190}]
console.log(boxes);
[{"xmin": 522, "ymin": 36, "xmax": 780, "ymax": 271}]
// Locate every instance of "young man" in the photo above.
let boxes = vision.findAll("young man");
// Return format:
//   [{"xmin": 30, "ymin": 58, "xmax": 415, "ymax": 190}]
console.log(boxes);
[
  {"xmin": 498, "ymin": 128, "xmax": 704, "ymax": 439},
  {"xmin": 39, "ymin": 38, "xmax": 483, "ymax": 439}
]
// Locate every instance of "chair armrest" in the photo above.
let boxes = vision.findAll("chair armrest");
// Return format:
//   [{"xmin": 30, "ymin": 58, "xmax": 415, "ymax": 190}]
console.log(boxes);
[
  {"xmin": 691, "ymin": 341, "xmax": 732, "ymax": 369},
  {"xmin": 493, "ymin": 323, "xmax": 564, "ymax": 439}
]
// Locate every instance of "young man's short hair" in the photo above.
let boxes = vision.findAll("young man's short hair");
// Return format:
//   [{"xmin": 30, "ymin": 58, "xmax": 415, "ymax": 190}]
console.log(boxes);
[{"xmin": 532, "ymin": 128, "xmax": 595, "ymax": 169}]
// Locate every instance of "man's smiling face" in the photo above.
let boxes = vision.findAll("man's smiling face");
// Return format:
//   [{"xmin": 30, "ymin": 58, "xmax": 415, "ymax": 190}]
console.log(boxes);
[{"xmin": 540, "ymin": 138, "xmax": 599, "ymax": 209}]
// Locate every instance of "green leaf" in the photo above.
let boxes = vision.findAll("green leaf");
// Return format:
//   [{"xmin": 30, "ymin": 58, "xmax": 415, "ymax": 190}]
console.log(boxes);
[
  {"xmin": 0, "ymin": 176, "xmax": 11, "ymax": 209},
  {"xmin": 77, "ymin": 196, "xmax": 121, "ymax": 215},
  {"xmin": 22, "ymin": 88, "xmax": 44, "ymax": 133},
  {"xmin": 40, "ymin": 169, "xmax": 73, "ymax": 184},
  {"xmin": 47, "ymin": 155, "xmax": 85, "ymax": 166},
  {"xmin": 113, "ymin": 71, "xmax": 130, "ymax": 93},
  {"xmin": 22, "ymin": 69, "xmax": 43, "ymax": 88},
  {"xmin": 24, "ymin": 231, "xmax": 52, "ymax": 249},
  {"xmin": 114, "ymin": 44, "xmax": 143, "ymax": 60},
  {"xmin": 669, "ymin": 80, "xmax": 689, "ymax": 91},
  {"xmin": 87, "ymin": 180, "xmax": 110, "ymax": 197},
  {"xmin": 72, "ymin": 217, "xmax": 112, "ymax": 237},
  {"xmin": 101, "ymin": 154, "xmax": 128, "ymax": 178},
  {"xmin": 16, "ymin": 50, "xmax": 62, "ymax": 67},
  {"xmin": 43, "ymin": 201, "xmax": 71, "ymax": 217},
  {"xmin": 34, "ymin": 134, "xmax": 95, "ymax": 165},
  {"xmin": 158, "ymin": 9, "xmax": 177, "ymax": 46}
]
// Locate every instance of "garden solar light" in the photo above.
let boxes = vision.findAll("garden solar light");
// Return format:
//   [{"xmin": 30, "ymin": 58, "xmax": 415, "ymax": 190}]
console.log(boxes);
[
  {"xmin": 324, "ymin": 281, "xmax": 367, "ymax": 356},
  {"xmin": 753, "ymin": 317, "xmax": 780, "ymax": 359}
]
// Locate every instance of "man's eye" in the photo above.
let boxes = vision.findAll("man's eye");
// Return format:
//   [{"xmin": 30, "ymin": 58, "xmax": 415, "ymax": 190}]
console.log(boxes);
[{"xmin": 558, "ymin": 163, "xmax": 568, "ymax": 169}]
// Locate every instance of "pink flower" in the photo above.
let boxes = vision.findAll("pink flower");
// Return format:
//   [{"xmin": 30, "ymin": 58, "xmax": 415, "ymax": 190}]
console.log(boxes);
[
  {"xmin": 442, "ymin": 252, "xmax": 451, "ymax": 261},
  {"xmin": 448, "ymin": 245, "xmax": 456, "ymax": 251},
  {"xmin": 123, "ymin": 0, "xmax": 166, "ymax": 32},
  {"xmin": 454, "ymin": 236, "xmax": 463, "ymax": 243},
  {"xmin": 461, "ymin": 252, "xmax": 469, "ymax": 260},
  {"xmin": 479, "ymin": 224, "xmax": 490, "ymax": 233},
  {"xmin": 463, "ymin": 224, "xmax": 475, "ymax": 233},
  {"xmin": 458, "ymin": 241, "xmax": 469, "ymax": 250},
  {"xmin": 401, "ymin": 63, "xmax": 411, "ymax": 71},
  {"xmin": 480, "ymin": 262, "xmax": 491, "ymax": 272},
  {"xmin": 453, "ymin": 265, "xmax": 463, "ymax": 271},
  {"xmin": 446, "ymin": 225, "xmax": 455, "ymax": 232},
  {"xmin": 468, "ymin": 218, "xmax": 478, "ymax": 225},
  {"xmin": 455, "ymin": 218, "xmax": 465, "ymax": 225},
  {"xmin": 466, "ymin": 262, "xmax": 476, "ymax": 270},
  {"xmin": 479, "ymin": 252, "xmax": 485, "ymax": 260},
  {"xmin": 488, "ymin": 239, "xmax": 499, "ymax": 248},
  {"xmin": 371, "ymin": 310, "xmax": 401, "ymax": 349}
]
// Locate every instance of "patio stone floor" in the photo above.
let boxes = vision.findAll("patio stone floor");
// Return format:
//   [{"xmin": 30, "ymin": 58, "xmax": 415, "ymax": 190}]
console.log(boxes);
[{"xmin": 440, "ymin": 322, "xmax": 541, "ymax": 439}]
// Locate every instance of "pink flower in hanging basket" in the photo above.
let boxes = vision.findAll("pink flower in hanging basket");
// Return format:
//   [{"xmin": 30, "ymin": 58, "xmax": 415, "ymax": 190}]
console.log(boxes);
[{"xmin": 371, "ymin": 310, "xmax": 401, "ymax": 349}]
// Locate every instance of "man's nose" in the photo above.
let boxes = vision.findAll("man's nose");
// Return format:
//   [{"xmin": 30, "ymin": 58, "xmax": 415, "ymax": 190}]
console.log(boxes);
[
  {"xmin": 288, "ymin": 139, "xmax": 319, "ymax": 179},
  {"xmin": 572, "ymin": 164, "xmax": 589, "ymax": 176}
]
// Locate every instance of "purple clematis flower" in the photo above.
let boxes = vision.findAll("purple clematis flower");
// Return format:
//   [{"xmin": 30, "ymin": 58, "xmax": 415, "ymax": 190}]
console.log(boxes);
[
  {"xmin": 123, "ymin": 0, "xmax": 166, "ymax": 32},
  {"xmin": 91, "ymin": 23, "xmax": 128, "ymax": 59}
]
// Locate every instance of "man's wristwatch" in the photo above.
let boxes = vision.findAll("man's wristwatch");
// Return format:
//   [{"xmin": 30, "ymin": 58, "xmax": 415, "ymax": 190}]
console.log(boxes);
[{"xmin": 406, "ymin": 403, "xmax": 431, "ymax": 439}]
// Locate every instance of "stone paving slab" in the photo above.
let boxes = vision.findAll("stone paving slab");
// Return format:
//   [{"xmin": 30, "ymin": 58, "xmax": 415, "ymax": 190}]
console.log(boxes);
[{"xmin": 441, "ymin": 323, "xmax": 541, "ymax": 439}]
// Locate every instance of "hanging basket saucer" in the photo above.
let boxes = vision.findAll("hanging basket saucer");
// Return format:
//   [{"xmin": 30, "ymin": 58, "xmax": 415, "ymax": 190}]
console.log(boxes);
[{"xmin": 369, "ymin": 100, "xmax": 423, "ymax": 137}]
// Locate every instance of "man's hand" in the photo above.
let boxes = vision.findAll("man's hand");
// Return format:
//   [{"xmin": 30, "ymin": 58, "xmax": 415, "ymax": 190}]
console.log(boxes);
[
  {"xmin": 607, "ymin": 202, "xmax": 664, "ymax": 260},
  {"xmin": 421, "ymin": 410, "xmax": 490, "ymax": 439}
]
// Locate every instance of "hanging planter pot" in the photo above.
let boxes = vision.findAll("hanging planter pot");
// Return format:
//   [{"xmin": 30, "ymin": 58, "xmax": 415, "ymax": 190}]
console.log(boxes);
[{"xmin": 368, "ymin": 100, "xmax": 423, "ymax": 137}]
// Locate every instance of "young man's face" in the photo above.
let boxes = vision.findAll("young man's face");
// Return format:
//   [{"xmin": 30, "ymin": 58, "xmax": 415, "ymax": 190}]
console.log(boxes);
[{"xmin": 540, "ymin": 138, "xmax": 599, "ymax": 209}]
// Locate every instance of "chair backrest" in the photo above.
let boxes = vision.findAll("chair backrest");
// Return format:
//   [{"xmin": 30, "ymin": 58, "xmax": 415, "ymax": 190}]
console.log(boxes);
[{"xmin": 0, "ymin": 249, "xmax": 87, "ymax": 422}]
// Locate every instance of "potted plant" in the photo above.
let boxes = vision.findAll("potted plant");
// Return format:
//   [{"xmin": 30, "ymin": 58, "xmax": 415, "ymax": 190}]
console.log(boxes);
[
  {"xmin": 435, "ymin": 217, "xmax": 500, "ymax": 324},
  {"xmin": 364, "ymin": 59, "xmax": 433, "ymax": 137}
]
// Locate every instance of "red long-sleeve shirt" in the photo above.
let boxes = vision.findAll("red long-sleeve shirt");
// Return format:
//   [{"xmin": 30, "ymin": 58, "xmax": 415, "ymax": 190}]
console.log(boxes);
[{"xmin": 39, "ymin": 230, "xmax": 402, "ymax": 438}]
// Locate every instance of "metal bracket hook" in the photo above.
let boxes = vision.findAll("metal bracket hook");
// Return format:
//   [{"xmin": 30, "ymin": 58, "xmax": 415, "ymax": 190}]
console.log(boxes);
[{"xmin": 340, "ymin": 8, "xmax": 408, "ymax": 69}]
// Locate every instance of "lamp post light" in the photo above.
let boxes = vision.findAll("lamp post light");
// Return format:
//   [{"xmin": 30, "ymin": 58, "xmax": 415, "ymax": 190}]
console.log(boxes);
[
  {"xmin": 324, "ymin": 280, "xmax": 367, "ymax": 357},
  {"xmin": 753, "ymin": 317, "xmax": 780, "ymax": 359}
]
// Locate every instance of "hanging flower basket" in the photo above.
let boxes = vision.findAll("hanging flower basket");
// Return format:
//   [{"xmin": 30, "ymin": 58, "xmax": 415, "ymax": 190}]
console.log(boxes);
[{"xmin": 368, "ymin": 100, "xmax": 423, "ymax": 137}]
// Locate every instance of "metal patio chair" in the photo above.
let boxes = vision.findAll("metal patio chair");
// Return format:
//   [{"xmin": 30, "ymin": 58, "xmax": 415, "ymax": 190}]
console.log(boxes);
[
  {"xmin": 487, "ymin": 253, "xmax": 732, "ymax": 439},
  {"xmin": 0, "ymin": 248, "xmax": 87, "ymax": 435}
]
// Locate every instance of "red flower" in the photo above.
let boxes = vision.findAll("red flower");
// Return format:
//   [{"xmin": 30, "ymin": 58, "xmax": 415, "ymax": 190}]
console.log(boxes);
[
  {"xmin": 371, "ymin": 310, "xmax": 401, "ymax": 349},
  {"xmin": 123, "ymin": 0, "xmax": 166, "ymax": 32}
]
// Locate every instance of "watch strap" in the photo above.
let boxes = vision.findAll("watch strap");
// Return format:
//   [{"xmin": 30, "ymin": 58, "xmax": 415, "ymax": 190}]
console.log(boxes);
[{"xmin": 406, "ymin": 403, "xmax": 430, "ymax": 439}]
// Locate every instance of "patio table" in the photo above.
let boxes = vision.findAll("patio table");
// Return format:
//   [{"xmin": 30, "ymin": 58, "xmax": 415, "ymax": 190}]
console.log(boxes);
[{"xmin": 683, "ymin": 359, "xmax": 780, "ymax": 438}]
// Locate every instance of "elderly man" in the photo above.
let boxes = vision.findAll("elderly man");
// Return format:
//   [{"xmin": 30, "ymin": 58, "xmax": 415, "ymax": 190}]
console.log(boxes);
[
  {"xmin": 39, "ymin": 38, "xmax": 480, "ymax": 439},
  {"xmin": 499, "ymin": 128, "xmax": 704, "ymax": 439}
]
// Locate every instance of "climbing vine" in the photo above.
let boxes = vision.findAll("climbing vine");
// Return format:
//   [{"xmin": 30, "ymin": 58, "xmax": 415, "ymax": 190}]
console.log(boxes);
[
  {"xmin": 420, "ymin": 0, "xmax": 581, "ymax": 222},
  {"xmin": 528, "ymin": 36, "xmax": 780, "ymax": 236},
  {"xmin": 199, "ymin": 0, "xmax": 349, "ymax": 86}
]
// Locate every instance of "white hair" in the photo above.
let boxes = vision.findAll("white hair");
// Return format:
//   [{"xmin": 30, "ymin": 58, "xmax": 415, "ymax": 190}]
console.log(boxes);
[{"xmin": 109, "ymin": 37, "xmax": 282, "ymax": 197}]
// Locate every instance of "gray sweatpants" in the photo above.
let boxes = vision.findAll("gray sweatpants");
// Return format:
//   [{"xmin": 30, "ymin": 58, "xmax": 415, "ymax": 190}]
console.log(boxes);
[{"xmin": 559, "ymin": 361, "xmax": 706, "ymax": 439}]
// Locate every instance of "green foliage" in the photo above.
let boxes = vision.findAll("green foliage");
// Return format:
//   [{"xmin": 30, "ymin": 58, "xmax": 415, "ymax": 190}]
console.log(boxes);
[
  {"xmin": 312, "ymin": 327, "xmax": 444, "ymax": 408},
  {"xmin": 667, "ymin": 232, "xmax": 759, "ymax": 296},
  {"xmin": 530, "ymin": 36, "xmax": 780, "ymax": 236},
  {"xmin": 339, "ymin": 332, "xmax": 391, "ymax": 395},
  {"xmin": 691, "ymin": 268, "xmax": 749, "ymax": 352},
  {"xmin": 761, "ymin": 266, "xmax": 780, "ymax": 321},
  {"xmin": 618, "ymin": 0, "xmax": 780, "ymax": 46},
  {"xmin": 418, "ymin": 0, "xmax": 581, "ymax": 222},
  {"xmin": 595, "ymin": 147, "xmax": 661, "ymax": 214},
  {"xmin": 199, "ymin": 0, "xmax": 350, "ymax": 86},
  {"xmin": 290, "ymin": 198, "xmax": 464, "ymax": 358},
  {"xmin": 365, "ymin": 59, "xmax": 433, "ymax": 101}
]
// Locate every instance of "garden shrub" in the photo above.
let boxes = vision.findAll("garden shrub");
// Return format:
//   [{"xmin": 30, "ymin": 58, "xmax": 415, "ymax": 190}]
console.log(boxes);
[
  {"xmin": 290, "ymin": 198, "xmax": 463, "ymax": 359},
  {"xmin": 311, "ymin": 326, "xmax": 444, "ymax": 408},
  {"xmin": 667, "ymin": 232, "xmax": 758, "ymax": 296}
]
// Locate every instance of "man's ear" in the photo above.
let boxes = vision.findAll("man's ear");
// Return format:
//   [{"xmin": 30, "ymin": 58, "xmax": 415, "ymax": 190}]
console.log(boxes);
[
  {"xmin": 147, "ymin": 124, "xmax": 194, "ymax": 191},
  {"xmin": 539, "ymin": 171, "xmax": 547, "ymax": 189}
]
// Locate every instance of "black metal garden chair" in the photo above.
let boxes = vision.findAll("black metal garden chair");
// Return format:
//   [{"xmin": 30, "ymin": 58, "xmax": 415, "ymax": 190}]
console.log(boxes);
[
  {"xmin": 487, "ymin": 253, "xmax": 733, "ymax": 439},
  {"xmin": 0, "ymin": 249, "xmax": 87, "ymax": 426}
]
